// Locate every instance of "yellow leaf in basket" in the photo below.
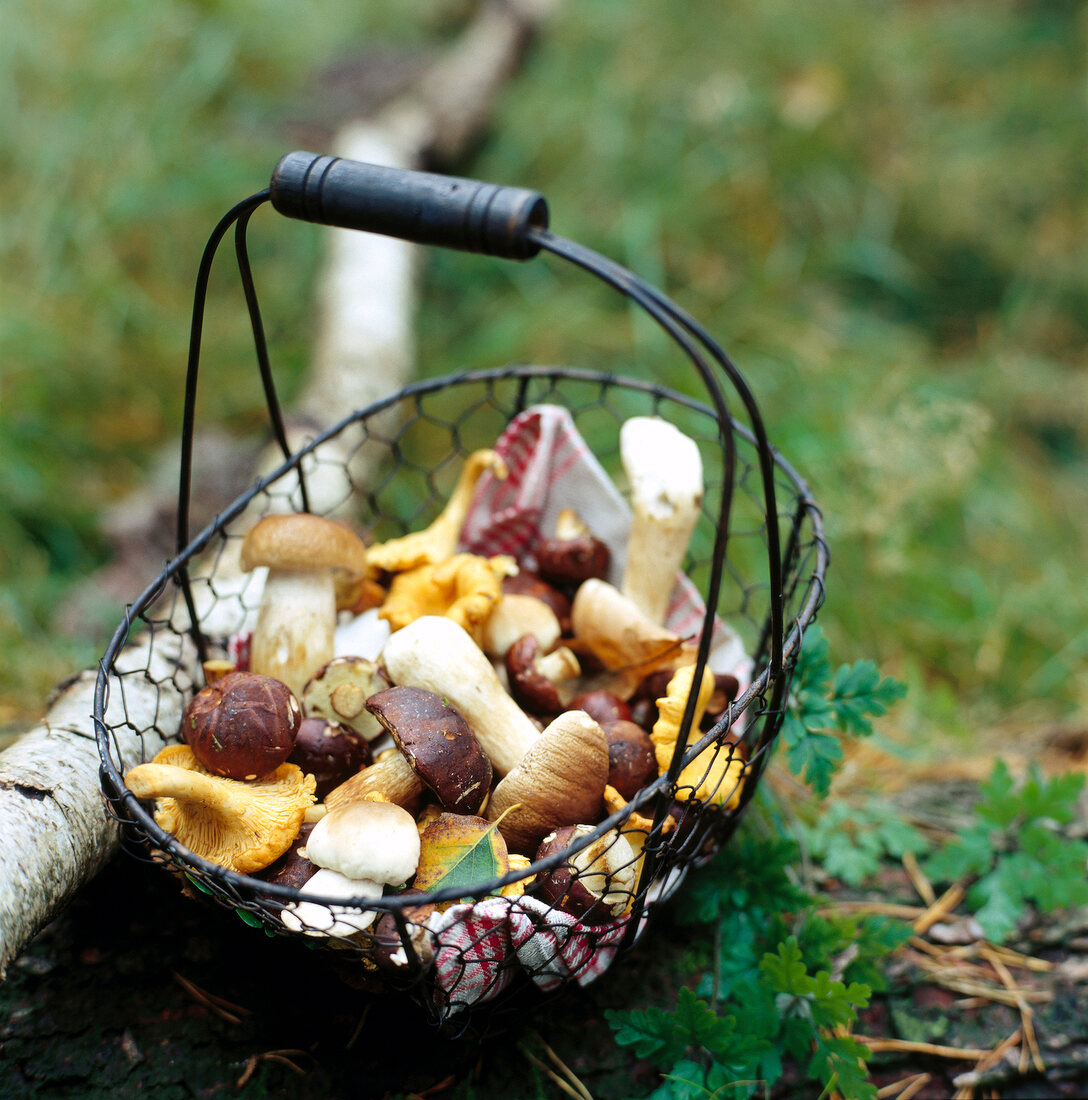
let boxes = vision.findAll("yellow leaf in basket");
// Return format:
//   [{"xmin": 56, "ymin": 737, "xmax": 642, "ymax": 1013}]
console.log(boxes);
[{"xmin": 413, "ymin": 812, "xmax": 511, "ymax": 905}]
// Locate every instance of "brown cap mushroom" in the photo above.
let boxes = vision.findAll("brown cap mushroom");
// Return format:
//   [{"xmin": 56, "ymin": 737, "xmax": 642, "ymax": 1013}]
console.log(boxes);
[
  {"xmin": 183, "ymin": 670, "xmax": 302, "ymax": 780},
  {"xmin": 124, "ymin": 744, "xmax": 316, "ymax": 874},
  {"xmin": 505, "ymin": 635, "xmax": 581, "ymax": 715},
  {"xmin": 240, "ymin": 513, "xmax": 369, "ymax": 697},
  {"xmin": 366, "ymin": 686, "xmax": 493, "ymax": 815},
  {"xmin": 534, "ymin": 824, "xmax": 638, "ymax": 922},
  {"xmin": 484, "ymin": 709, "xmax": 610, "ymax": 855},
  {"xmin": 380, "ymin": 615, "xmax": 541, "ymax": 777},
  {"xmin": 602, "ymin": 719, "xmax": 658, "ymax": 801},
  {"xmin": 534, "ymin": 508, "xmax": 612, "ymax": 590},
  {"xmin": 288, "ymin": 717, "xmax": 372, "ymax": 800}
]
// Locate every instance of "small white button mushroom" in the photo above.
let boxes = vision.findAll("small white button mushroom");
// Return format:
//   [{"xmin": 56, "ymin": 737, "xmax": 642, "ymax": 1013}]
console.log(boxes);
[{"xmin": 281, "ymin": 800, "xmax": 422, "ymax": 938}]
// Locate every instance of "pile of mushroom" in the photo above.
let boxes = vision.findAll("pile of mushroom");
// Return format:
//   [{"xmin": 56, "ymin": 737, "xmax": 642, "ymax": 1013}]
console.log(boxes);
[{"xmin": 124, "ymin": 420, "xmax": 746, "ymax": 947}]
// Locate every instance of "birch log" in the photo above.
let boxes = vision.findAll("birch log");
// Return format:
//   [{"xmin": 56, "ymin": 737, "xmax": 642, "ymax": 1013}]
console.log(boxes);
[
  {"xmin": 0, "ymin": 0, "xmax": 558, "ymax": 975},
  {"xmin": 0, "ymin": 633, "xmax": 200, "ymax": 975}
]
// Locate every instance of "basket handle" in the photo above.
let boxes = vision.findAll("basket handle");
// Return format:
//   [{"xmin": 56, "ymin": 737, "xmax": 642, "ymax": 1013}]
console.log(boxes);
[{"xmin": 270, "ymin": 151, "xmax": 549, "ymax": 261}]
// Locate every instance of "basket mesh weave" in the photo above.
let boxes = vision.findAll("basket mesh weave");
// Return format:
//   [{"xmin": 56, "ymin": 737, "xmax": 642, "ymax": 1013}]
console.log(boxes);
[{"xmin": 93, "ymin": 163, "xmax": 827, "ymax": 1022}]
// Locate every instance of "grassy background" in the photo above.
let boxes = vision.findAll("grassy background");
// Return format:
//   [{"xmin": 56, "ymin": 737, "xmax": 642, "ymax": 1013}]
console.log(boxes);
[{"xmin": 3, "ymin": 0, "xmax": 1087, "ymax": 758}]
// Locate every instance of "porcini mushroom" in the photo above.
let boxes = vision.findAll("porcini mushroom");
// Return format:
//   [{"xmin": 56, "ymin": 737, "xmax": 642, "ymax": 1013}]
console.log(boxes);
[
  {"xmin": 124, "ymin": 745, "xmax": 316, "ymax": 874},
  {"xmin": 484, "ymin": 709, "xmax": 610, "ymax": 855},
  {"xmin": 619, "ymin": 417, "xmax": 704, "ymax": 626},
  {"xmin": 534, "ymin": 824, "xmax": 638, "ymax": 922},
  {"xmin": 366, "ymin": 449, "xmax": 508, "ymax": 573},
  {"xmin": 380, "ymin": 615, "xmax": 541, "ymax": 777},
  {"xmin": 324, "ymin": 686, "xmax": 492, "ymax": 815},
  {"xmin": 183, "ymin": 670, "xmax": 302, "ymax": 780},
  {"xmin": 240, "ymin": 513, "xmax": 369, "ymax": 697},
  {"xmin": 534, "ymin": 508, "xmax": 611, "ymax": 590},
  {"xmin": 288, "ymin": 717, "xmax": 372, "ymax": 800},
  {"xmin": 505, "ymin": 634, "xmax": 581, "ymax": 715}
]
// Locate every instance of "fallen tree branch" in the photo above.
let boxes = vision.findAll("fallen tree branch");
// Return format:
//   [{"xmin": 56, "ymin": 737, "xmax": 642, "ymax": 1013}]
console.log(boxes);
[{"xmin": 0, "ymin": 0, "xmax": 559, "ymax": 975}]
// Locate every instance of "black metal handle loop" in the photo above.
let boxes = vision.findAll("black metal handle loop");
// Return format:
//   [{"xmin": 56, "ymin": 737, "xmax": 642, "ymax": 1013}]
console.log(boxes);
[{"xmin": 270, "ymin": 151, "xmax": 549, "ymax": 260}]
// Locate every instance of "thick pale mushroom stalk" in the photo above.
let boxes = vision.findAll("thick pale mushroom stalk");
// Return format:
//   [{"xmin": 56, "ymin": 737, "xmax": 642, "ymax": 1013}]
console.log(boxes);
[
  {"xmin": 240, "ymin": 514, "xmax": 369, "ymax": 697},
  {"xmin": 250, "ymin": 569, "xmax": 337, "ymax": 697},
  {"xmin": 324, "ymin": 751, "xmax": 423, "ymax": 812},
  {"xmin": 619, "ymin": 417, "xmax": 704, "ymax": 626},
  {"xmin": 380, "ymin": 615, "xmax": 540, "ymax": 777}
]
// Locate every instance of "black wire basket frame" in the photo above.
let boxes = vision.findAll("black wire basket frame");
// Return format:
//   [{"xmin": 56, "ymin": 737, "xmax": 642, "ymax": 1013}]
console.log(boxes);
[{"xmin": 93, "ymin": 153, "xmax": 828, "ymax": 1020}]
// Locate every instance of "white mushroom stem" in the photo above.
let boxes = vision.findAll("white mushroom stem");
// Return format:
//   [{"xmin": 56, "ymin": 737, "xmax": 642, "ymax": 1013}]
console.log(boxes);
[
  {"xmin": 381, "ymin": 615, "xmax": 540, "ymax": 777},
  {"xmin": 481, "ymin": 593, "xmax": 562, "ymax": 659},
  {"xmin": 535, "ymin": 646, "xmax": 580, "ymax": 684},
  {"xmin": 619, "ymin": 417, "xmax": 704, "ymax": 626},
  {"xmin": 324, "ymin": 752, "xmax": 423, "ymax": 812},
  {"xmin": 250, "ymin": 568, "xmax": 337, "ymax": 698},
  {"xmin": 280, "ymin": 868, "xmax": 384, "ymax": 937}
]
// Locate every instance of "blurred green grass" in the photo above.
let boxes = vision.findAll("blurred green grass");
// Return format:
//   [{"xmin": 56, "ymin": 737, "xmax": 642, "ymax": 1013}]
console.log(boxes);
[{"xmin": 2, "ymin": 0, "xmax": 1086, "ymax": 746}]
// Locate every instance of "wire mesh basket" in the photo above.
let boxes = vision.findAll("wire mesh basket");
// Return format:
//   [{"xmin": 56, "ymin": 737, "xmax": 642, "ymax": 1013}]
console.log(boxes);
[{"xmin": 94, "ymin": 153, "xmax": 827, "ymax": 1022}]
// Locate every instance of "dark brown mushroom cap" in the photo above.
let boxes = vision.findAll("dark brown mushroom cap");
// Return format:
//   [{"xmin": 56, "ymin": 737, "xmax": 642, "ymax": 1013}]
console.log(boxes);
[
  {"xmin": 534, "ymin": 535, "xmax": 611, "ymax": 588},
  {"xmin": 534, "ymin": 824, "xmax": 637, "ymax": 923},
  {"xmin": 240, "ymin": 513, "xmax": 369, "ymax": 575},
  {"xmin": 602, "ymin": 719, "xmax": 658, "ymax": 801},
  {"xmin": 365, "ymin": 686, "xmax": 493, "ymax": 815},
  {"xmin": 183, "ymin": 671, "xmax": 302, "ymax": 780},
  {"xmin": 506, "ymin": 635, "xmax": 562, "ymax": 715},
  {"xmin": 568, "ymin": 690, "xmax": 632, "ymax": 726},
  {"xmin": 288, "ymin": 718, "xmax": 372, "ymax": 800},
  {"xmin": 259, "ymin": 821, "xmax": 318, "ymax": 890}
]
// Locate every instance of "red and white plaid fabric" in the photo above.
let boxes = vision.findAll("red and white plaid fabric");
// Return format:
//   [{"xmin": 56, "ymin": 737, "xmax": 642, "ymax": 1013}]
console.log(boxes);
[
  {"xmin": 460, "ymin": 404, "xmax": 751, "ymax": 675},
  {"xmin": 428, "ymin": 894, "xmax": 645, "ymax": 1012}
]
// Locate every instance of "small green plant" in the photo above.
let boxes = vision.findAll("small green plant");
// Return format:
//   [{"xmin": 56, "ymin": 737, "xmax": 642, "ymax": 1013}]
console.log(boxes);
[
  {"xmin": 607, "ymin": 634, "xmax": 914, "ymax": 1098},
  {"xmin": 781, "ymin": 626, "xmax": 907, "ymax": 799},
  {"xmin": 607, "ymin": 830, "xmax": 911, "ymax": 1099},
  {"xmin": 923, "ymin": 759, "xmax": 1088, "ymax": 943},
  {"xmin": 797, "ymin": 797, "xmax": 929, "ymax": 887}
]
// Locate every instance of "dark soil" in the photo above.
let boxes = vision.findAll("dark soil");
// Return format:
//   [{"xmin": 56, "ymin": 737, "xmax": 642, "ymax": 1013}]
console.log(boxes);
[{"xmin": 0, "ymin": 854, "xmax": 695, "ymax": 1099}]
